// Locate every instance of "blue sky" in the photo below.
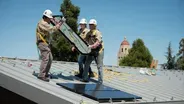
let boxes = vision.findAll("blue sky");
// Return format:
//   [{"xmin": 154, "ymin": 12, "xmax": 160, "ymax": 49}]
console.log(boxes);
[{"xmin": 0, "ymin": 0, "xmax": 183, "ymax": 65}]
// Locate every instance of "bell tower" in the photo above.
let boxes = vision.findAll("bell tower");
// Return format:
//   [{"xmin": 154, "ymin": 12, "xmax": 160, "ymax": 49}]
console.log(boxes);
[{"xmin": 117, "ymin": 37, "xmax": 130, "ymax": 65}]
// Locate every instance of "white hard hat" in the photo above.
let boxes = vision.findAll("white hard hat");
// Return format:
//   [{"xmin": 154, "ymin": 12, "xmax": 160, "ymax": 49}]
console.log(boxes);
[
  {"xmin": 79, "ymin": 18, "xmax": 87, "ymax": 24},
  {"xmin": 89, "ymin": 19, "xmax": 97, "ymax": 25},
  {"xmin": 43, "ymin": 9, "xmax": 53, "ymax": 19}
]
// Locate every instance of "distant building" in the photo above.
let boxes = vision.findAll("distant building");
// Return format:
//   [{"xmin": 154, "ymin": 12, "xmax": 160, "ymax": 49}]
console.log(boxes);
[{"xmin": 117, "ymin": 37, "xmax": 130, "ymax": 65}]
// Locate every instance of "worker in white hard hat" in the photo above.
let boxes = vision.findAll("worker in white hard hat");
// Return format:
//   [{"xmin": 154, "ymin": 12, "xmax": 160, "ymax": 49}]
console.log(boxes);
[
  {"xmin": 36, "ymin": 9, "xmax": 62, "ymax": 82},
  {"xmin": 81, "ymin": 19, "xmax": 104, "ymax": 83},
  {"xmin": 72, "ymin": 18, "xmax": 94, "ymax": 78}
]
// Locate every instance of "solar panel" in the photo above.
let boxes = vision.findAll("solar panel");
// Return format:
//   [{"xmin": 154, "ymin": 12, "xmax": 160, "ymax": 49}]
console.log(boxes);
[
  {"xmin": 51, "ymin": 15, "xmax": 91, "ymax": 55},
  {"xmin": 56, "ymin": 83, "xmax": 142, "ymax": 102}
]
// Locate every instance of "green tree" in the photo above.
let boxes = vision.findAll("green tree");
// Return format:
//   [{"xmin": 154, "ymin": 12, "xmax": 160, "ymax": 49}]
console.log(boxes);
[
  {"xmin": 165, "ymin": 42, "xmax": 175, "ymax": 69},
  {"xmin": 176, "ymin": 57, "xmax": 184, "ymax": 70},
  {"xmin": 178, "ymin": 38, "xmax": 184, "ymax": 58},
  {"xmin": 51, "ymin": 0, "xmax": 80, "ymax": 62},
  {"xmin": 176, "ymin": 38, "xmax": 184, "ymax": 70},
  {"xmin": 119, "ymin": 39, "xmax": 153, "ymax": 67},
  {"xmin": 60, "ymin": 0, "xmax": 80, "ymax": 33}
]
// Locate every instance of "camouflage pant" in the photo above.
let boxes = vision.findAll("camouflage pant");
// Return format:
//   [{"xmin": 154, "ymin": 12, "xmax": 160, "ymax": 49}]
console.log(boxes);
[{"xmin": 38, "ymin": 43, "xmax": 53, "ymax": 78}]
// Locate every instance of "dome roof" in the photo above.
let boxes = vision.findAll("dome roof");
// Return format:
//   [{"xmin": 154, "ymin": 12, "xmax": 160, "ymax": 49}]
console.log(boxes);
[{"xmin": 121, "ymin": 37, "xmax": 130, "ymax": 45}]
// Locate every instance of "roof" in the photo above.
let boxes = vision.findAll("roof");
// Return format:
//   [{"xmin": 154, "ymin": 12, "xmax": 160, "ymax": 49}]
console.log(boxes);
[
  {"xmin": 0, "ymin": 57, "xmax": 184, "ymax": 104},
  {"xmin": 121, "ymin": 37, "xmax": 130, "ymax": 46}
]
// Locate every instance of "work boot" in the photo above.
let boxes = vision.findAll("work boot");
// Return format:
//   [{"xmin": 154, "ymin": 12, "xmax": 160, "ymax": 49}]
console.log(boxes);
[
  {"xmin": 37, "ymin": 77, "xmax": 50, "ymax": 82},
  {"xmin": 75, "ymin": 73, "xmax": 82, "ymax": 78},
  {"xmin": 98, "ymin": 80, "xmax": 103, "ymax": 84},
  {"xmin": 80, "ymin": 79, "xmax": 89, "ymax": 83},
  {"xmin": 45, "ymin": 74, "xmax": 50, "ymax": 78},
  {"xmin": 89, "ymin": 72, "xmax": 95, "ymax": 78}
]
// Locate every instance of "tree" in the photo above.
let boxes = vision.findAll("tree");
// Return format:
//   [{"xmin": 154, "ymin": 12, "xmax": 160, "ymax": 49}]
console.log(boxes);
[
  {"xmin": 51, "ymin": 0, "xmax": 80, "ymax": 62},
  {"xmin": 165, "ymin": 42, "xmax": 175, "ymax": 69},
  {"xmin": 178, "ymin": 38, "xmax": 184, "ymax": 58},
  {"xmin": 176, "ymin": 57, "xmax": 184, "ymax": 70},
  {"xmin": 119, "ymin": 39, "xmax": 153, "ymax": 67},
  {"xmin": 60, "ymin": 0, "xmax": 80, "ymax": 33},
  {"xmin": 176, "ymin": 38, "xmax": 184, "ymax": 70}
]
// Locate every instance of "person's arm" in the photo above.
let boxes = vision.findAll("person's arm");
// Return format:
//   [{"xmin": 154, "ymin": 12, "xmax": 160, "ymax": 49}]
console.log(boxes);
[
  {"xmin": 89, "ymin": 31, "xmax": 102, "ymax": 49},
  {"xmin": 39, "ymin": 21, "xmax": 60, "ymax": 34},
  {"xmin": 89, "ymin": 40, "xmax": 101, "ymax": 49},
  {"xmin": 84, "ymin": 31, "xmax": 90, "ymax": 43}
]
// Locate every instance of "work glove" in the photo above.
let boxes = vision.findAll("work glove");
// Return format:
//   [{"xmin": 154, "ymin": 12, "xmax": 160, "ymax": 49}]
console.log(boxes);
[
  {"xmin": 72, "ymin": 47, "xmax": 75, "ymax": 52},
  {"xmin": 62, "ymin": 17, "xmax": 66, "ymax": 22},
  {"xmin": 56, "ymin": 23, "xmax": 61, "ymax": 29},
  {"xmin": 88, "ymin": 45, "xmax": 94, "ymax": 49}
]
